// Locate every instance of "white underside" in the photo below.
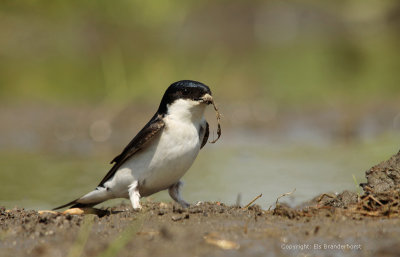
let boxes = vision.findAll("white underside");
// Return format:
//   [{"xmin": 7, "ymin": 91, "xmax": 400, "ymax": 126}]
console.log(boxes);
[{"xmin": 78, "ymin": 99, "xmax": 207, "ymax": 204}]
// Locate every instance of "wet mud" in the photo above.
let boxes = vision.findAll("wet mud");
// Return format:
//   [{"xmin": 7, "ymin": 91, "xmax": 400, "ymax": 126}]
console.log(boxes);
[{"xmin": 1, "ymin": 150, "xmax": 400, "ymax": 257}]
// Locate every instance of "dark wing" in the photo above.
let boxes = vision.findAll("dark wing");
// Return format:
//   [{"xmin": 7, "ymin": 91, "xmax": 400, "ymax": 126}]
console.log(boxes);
[
  {"xmin": 200, "ymin": 121, "xmax": 209, "ymax": 149},
  {"xmin": 97, "ymin": 113, "xmax": 165, "ymax": 187}
]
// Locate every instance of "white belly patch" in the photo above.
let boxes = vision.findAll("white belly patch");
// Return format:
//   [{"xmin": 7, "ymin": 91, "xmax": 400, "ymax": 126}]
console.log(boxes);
[{"xmin": 106, "ymin": 117, "xmax": 202, "ymax": 197}]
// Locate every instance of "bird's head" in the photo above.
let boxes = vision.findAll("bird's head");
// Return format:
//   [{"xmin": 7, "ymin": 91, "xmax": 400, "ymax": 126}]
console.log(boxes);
[{"xmin": 158, "ymin": 80, "xmax": 213, "ymax": 117}]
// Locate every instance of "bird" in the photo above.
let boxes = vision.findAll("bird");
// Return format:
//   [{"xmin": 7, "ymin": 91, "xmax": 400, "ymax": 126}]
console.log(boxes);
[{"xmin": 54, "ymin": 80, "xmax": 215, "ymax": 210}]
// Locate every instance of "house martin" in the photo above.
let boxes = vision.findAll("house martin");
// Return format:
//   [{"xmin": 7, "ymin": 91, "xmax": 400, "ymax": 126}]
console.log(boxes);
[{"xmin": 54, "ymin": 80, "xmax": 216, "ymax": 210}]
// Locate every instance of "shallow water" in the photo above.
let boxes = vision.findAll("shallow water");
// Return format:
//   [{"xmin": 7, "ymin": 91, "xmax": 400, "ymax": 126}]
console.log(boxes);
[{"xmin": 0, "ymin": 132, "xmax": 398, "ymax": 210}]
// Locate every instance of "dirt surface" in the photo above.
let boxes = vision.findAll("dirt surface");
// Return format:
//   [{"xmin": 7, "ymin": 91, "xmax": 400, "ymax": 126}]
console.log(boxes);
[
  {"xmin": 0, "ymin": 201, "xmax": 399, "ymax": 257},
  {"xmin": 362, "ymin": 150, "xmax": 400, "ymax": 194},
  {"xmin": 1, "ymin": 151, "xmax": 400, "ymax": 257}
]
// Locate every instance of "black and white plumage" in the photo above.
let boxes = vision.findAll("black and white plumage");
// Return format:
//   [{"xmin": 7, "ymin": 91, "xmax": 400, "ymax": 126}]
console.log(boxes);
[{"xmin": 54, "ymin": 80, "xmax": 214, "ymax": 210}]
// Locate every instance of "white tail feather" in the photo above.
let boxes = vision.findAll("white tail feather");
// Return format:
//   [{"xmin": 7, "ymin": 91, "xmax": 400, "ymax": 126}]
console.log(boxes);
[{"xmin": 77, "ymin": 187, "xmax": 110, "ymax": 204}]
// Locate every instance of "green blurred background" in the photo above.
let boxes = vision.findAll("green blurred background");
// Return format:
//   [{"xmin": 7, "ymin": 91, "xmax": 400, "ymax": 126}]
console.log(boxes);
[{"xmin": 1, "ymin": 0, "xmax": 399, "ymax": 209}]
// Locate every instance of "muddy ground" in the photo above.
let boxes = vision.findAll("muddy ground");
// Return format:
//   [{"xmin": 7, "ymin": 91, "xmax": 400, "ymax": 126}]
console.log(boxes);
[
  {"xmin": 1, "ymin": 201, "xmax": 400, "ymax": 257},
  {"xmin": 1, "ymin": 151, "xmax": 400, "ymax": 257}
]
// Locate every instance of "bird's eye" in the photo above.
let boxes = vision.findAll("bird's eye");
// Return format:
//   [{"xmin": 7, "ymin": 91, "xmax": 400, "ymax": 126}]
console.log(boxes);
[{"xmin": 182, "ymin": 89, "xmax": 189, "ymax": 95}]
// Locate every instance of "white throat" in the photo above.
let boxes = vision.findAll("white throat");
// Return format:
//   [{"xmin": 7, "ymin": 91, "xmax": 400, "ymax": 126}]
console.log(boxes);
[{"xmin": 166, "ymin": 99, "xmax": 206, "ymax": 124}]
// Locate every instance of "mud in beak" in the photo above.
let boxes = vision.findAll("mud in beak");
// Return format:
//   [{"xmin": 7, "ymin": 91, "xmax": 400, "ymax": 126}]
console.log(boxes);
[{"xmin": 200, "ymin": 93, "xmax": 213, "ymax": 105}]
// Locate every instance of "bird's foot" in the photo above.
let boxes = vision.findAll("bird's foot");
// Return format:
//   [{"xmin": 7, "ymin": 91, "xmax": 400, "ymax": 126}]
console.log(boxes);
[
  {"xmin": 178, "ymin": 201, "xmax": 190, "ymax": 209},
  {"xmin": 132, "ymin": 202, "xmax": 142, "ymax": 211},
  {"xmin": 128, "ymin": 181, "xmax": 142, "ymax": 211},
  {"xmin": 168, "ymin": 181, "xmax": 190, "ymax": 209}
]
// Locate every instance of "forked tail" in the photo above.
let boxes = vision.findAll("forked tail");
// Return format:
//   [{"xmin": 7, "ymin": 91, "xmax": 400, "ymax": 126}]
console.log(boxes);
[{"xmin": 53, "ymin": 187, "xmax": 110, "ymax": 210}]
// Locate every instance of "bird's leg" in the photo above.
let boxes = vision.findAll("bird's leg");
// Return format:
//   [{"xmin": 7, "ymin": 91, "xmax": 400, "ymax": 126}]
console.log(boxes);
[
  {"xmin": 128, "ymin": 181, "xmax": 142, "ymax": 210},
  {"xmin": 168, "ymin": 181, "xmax": 190, "ymax": 208}
]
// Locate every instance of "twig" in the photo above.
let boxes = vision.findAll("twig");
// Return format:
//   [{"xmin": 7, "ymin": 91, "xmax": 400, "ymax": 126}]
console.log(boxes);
[
  {"xmin": 317, "ymin": 193, "xmax": 336, "ymax": 203},
  {"xmin": 276, "ymin": 188, "xmax": 296, "ymax": 206},
  {"xmin": 362, "ymin": 185, "xmax": 374, "ymax": 193},
  {"xmin": 363, "ymin": 194, "xmax": 384, "ymax": 206},
  {"xmin": 242, "ymin": 194, "xmax": 262, "ymax": 209},
  {"xmin": 209, "ymin": 100, "xmax": 222, "ymax": 143},
  {"xmin": 345, "ymin": 209, "xmax": 381, "ymax": 217}
]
